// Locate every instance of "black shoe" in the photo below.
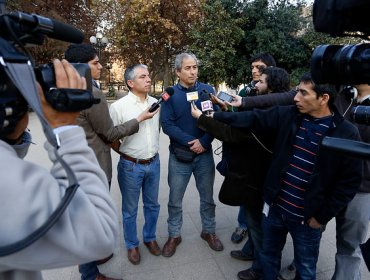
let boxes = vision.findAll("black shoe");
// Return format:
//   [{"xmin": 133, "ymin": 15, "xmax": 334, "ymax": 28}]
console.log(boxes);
[
  {"xmin": 237, "ymin": 268, "xmax": 262, "ymax": 280},
  {"xmin": 230, "ymin": 250, "xmax": 254, "ymax": 261}
]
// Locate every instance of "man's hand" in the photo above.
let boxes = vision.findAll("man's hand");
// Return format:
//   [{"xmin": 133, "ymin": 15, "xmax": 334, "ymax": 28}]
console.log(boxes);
[
  {"xmin": 110, "ymin": 139, "xmax": 121, "ymax": 154},
  {"xmin": 209, "ymin": 94, "xmax": 228, "ymax": 111},
  {"xmin": 307, "ymin": 217, "xmax": 322, "ymax": 229},
  {"xmin": 188, "ymin": 139, "xmax": 205, "ymax": 154},
  {"xmin": 191, "ymin": 102, "xmax": 203, "ymax": 119},
  {"xmin": 5, "ymin": 114, "xmax": 29, "ymax": 143},
  {"xmin": 40, "ymin": 59, "xmax": 87, "ymax": 128},
  {"xmin": 227, "ymin": 93, "xmax": 242, "ymax": 107},
  {"xmin": 136, "ymin": 107, "xmax": 159, "ymax": 123}
]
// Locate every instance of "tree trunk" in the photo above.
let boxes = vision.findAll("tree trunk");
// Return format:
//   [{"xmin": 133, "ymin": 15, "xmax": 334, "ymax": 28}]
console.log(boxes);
[{"xmin": 163, "ymin": 50, "xmax": 170, "ymax": 88}]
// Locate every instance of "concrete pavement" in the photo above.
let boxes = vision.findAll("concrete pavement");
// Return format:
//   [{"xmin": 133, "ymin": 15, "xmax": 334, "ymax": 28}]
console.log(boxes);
[{"xmin": 23, "ymin": 112, "xmax": 370, "ymax": 280}]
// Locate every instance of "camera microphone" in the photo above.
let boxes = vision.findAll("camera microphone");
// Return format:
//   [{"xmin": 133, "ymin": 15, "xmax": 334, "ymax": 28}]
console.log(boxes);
[
  {"xmin": 149, "ymin": 87, "xmax": 175, "ymax": 112},
  {"xmin": 7, "ymin": 12, "xmax": 84, "ymax": 43}
]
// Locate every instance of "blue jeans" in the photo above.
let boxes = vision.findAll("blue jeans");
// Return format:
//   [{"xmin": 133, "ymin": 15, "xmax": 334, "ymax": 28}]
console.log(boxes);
[
  {"xmin": 238, "ymin": 205, "xmax": 248, "ymax": 229},
  {"xmin": 118, "ymin": 154, "xmax": 160, "ymax": 249},
  {"xmin": 261, "ymin": 206, "xmax": 322, "ymax": 280},
  {"xmin": 167, "ymin": 150, "xmax": 215, "ymax": 237},
  {"xmin": 79, "ymin": 262, "xmax": 98, "ymax": 280},
  {"xmin": 79, "ymin": 181, "xmax": 114, "ymax": 280}
]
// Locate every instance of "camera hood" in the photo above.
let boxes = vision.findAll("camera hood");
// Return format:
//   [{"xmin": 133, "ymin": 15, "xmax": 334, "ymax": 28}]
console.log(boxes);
[{"xmin": 313, "ymin": 0, "xmax": 370, "ymax": 37}]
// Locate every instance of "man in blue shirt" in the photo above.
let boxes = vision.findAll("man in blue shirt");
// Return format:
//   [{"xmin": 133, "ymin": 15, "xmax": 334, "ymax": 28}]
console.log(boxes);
[{"xmin": 160, "ymin": 52, "xmax": 224, "ymax": 257}]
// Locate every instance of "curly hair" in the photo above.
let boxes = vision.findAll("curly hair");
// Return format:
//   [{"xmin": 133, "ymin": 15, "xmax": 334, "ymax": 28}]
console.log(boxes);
[
  {"xmin": 64, "ymin": 43, "xmax": 97, "ymax": 63},
  {"xmin": 261, "ymin": 67, "xmax": 290, "ymax": 93}
]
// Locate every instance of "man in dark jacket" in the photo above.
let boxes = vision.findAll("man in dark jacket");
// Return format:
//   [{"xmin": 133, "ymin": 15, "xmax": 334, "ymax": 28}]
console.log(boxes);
[
  {"xmin": 196, "ymin": 66, "xmax": 290, "ymax": 280},
  {"xmin": 331, "ymin": 85, "xmax": 370, "ymax": 280},
  {"xmin": 231, "ymin": 54, "xmax": 277, "ymax": 245},
  {"xmin": 192, "ymin": 72, "xmax": 362, "ymax": 280},
  {"xmin": 228, "ymin": 83, "xmax": 370, "ymax": 280}
]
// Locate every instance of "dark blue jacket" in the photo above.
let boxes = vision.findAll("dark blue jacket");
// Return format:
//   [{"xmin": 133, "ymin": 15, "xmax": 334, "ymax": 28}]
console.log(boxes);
[
  {"xmin": 214, "ymin": 105, "xmax": 362, "ymax": 225},
  {"xmin": 160, "ymin": 82, "xmax": 215, "ymax": 150}
]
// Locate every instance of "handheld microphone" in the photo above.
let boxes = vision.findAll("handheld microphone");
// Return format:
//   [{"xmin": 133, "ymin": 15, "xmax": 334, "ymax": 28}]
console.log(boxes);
[
  {"xmin": 149, "ymin": 87, "xmax": 175, "ymax": 112},
  {"xmin": 8, "ymin": 12, "xmax": 84, "ymax": 43},
  {"xmin": 201, "ymin": 100, "xmax": 213, "ymax": 113},
  {"xmin": 186, "ymin": 90, "xmax": 199, "ymax": 107}
]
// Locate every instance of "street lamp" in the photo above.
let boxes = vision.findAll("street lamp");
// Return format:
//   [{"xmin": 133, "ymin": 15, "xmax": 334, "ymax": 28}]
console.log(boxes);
[{"xmin": 89, "ymin": 32, "xmax": 108, "ymax": 59}]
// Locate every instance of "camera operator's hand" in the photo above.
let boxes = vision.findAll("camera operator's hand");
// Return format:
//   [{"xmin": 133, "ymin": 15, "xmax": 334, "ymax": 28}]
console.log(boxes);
[
  {"xmin": 40, "ymin": 59, "xmax": 86, "ymax": 128},
  {"xmin": 4, "ymin": 114, "xmax": 29, "ymax": 144},
  {"xmin": 227, "ymin": 93, "xmax": 242, "ymax": 107}
]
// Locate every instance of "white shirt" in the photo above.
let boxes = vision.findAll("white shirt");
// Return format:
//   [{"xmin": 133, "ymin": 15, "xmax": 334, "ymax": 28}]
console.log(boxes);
[{"xmin": 109, "ymin": 91, "xmax": 160, "ymax": 159}]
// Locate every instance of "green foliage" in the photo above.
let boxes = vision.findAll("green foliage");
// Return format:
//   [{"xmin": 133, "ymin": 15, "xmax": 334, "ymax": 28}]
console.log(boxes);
[
  {"xmin": 246, "ymin": 0, "xmax": 311, "ymax": 73},
  {"xmin": 6, "ymin": 0, "xmax": 365, "ymax": 89},
  {"xmin": 115, "ymin": 0, "xmax": 203, "ymax": 87},
  {"xmin": 189, "ymin": 0, "xmax": 244, "ymax": 89},
  {"xmin": 107, "ymin": 84, "xmax": 116, "ymax": 98}
]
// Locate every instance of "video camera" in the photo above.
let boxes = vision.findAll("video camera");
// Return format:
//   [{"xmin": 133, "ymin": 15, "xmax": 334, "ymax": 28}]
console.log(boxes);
[
  {"xmin": 311, "ymin": 0, "xmax": 370, "ymax": 126},
  {"xmin": 311, "ymin": 0, "xmax": 370, "ymax": 158},
  {"xmin": 0, "ymin": 0, "xmax": 99, "ymax": 137},
  {"xmin": 0, "ymin": 0, "xmax": 100, "ymax": 256}
]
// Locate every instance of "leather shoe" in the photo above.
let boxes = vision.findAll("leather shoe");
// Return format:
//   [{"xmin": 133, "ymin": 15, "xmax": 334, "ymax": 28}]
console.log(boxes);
[
  {"xmin": 127, "ymin": 247, "xmax": 140, "ymax": 265},
  {"xmin": 230, "ymin": 250, "xmax": 254, "ymax": 261},
  {"xmin": 95, "ymin": 273, "xmax": 123, "ymax": 280},
  {"xmin": 237, "ymin": 268, "xmax": 262, "ymax": 280},
  {"xmin": 95, "ymin": 253, "xmax": 114, "ymax": 265},
  {"xmin": 162, "ymin": 236, "xmax": 182, "ymax": 257},
  {"xmin": 144, "ymin": 240, "xmax": 161, "ymax": 256},
  {"xmin": 200, "ymin": 231, "xmax": 224, "ymax": 251}
]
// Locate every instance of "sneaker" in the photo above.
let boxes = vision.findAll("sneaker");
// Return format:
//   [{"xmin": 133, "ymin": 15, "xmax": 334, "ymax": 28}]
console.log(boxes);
[
  {"xmin": 278, "ymin": 262, "xmax": 296, "ymax": 280},
  {"xmin": 231, "ymin": 227, "xmax": 248, "ymax": 244}
]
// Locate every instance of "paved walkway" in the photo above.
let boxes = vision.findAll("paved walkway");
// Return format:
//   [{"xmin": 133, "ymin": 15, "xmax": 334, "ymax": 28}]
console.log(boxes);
[{"xmin": 24, "ymin": 113, "xmax": 369, "ymax": 280}]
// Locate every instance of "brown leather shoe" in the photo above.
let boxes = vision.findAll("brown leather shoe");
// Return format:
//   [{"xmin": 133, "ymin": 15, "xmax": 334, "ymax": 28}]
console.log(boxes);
[
  {"xmin": 95, "ymin": 273, "xmax": 123, "ymax": 280},
  {"xmin": 144, "ymin": 240, "xmax": 161, "ymax": 256},
  {"xmin": 200, "ymin": 231, "xmax": 224, "ymax": 251},
  {"xmin": 127, "ymin": 247, "xmax": 140, "ymax": 265},
  {"xmin": 162, "ymin": 236, "xmax": 182, "ymax": 257},
  {"xmin": 95, "ymin": 253, "xmax": 114, "ymax": 265}
]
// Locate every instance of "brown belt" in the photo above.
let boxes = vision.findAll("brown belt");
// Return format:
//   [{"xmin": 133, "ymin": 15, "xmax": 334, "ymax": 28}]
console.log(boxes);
[{"xmin": 120, "ymin": 153, "xmax": 157, "ymax": 164}]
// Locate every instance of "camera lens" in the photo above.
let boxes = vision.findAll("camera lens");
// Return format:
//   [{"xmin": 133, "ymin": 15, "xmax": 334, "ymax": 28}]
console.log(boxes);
[
  {"xmin": 311, "ymin": 44, "xmax": 342, "ymax": 84},
  {"xmin": 311, "ymin": 43, "xmax": 370, "ymax": 85}
]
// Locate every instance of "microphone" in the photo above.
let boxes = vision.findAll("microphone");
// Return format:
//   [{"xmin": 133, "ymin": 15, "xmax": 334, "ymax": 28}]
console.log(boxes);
[
  {"xmin": 201, "ymin": 100, "xmax": 213, "ymax": 114},
  {"xmin": 149, "ymin": 87, "xmax": 175, "ymax": 112},
  {"xmin": 186, "ymin": 90, "xmax": 199, "ymax": 107},
  {"xmin": 198, "ymin": 89, "xmax": 213, "ymax": 115},
  {"xmin": 8, "ymin": 12, "xmax": 84, "ymax": 43}
]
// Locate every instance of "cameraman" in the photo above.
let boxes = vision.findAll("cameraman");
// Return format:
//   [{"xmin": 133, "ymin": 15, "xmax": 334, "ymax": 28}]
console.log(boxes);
[
  {"xmin": 0, "ymin": 59, "xmax": 118, "ymax": 280},
  {"xmin": 332, "ymin": 85, "xmax": 370, "ymax": 280}
]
